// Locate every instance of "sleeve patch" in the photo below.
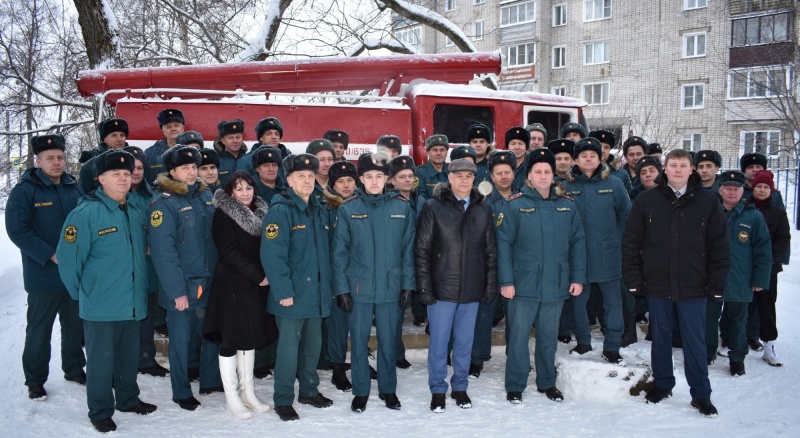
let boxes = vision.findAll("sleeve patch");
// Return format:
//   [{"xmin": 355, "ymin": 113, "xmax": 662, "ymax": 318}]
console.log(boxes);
[
  {"xmin": 150, "ymin": 210, "xmax": 164, "ymax": 227},
  {"xmin": 64, "ymin": 225, "xmax": 77, "ymax": 243},
  {"xmin": 265, "ymin": 224, "xmax": 279, "ymax": 239}
]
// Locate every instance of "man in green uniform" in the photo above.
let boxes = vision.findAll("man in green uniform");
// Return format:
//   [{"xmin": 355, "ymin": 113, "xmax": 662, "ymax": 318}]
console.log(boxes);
[
  {"xmin": 215, "ymin": 119, "xmax": 248, "ymax": 186},
  {"xmin": 415, "ymin": 135, "xmax": 449, "ymax": 199},
  {"xmin": 79, "ymin": 118, "xmax": 129, "ymax": 193},
  {"xmin": 145, "ymin": 108, "xmax": 185, "ymax": 184},
  {"xmin": 252, "ymin": 146, "xmax": 286, "ymax": 206},
  {"xmin": 468, "ymin": 124, "xmax": 493, "ymax": 185}
]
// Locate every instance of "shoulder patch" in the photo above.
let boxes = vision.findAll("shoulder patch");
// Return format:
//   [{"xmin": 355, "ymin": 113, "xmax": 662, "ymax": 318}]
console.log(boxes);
[
  {"xmin": 265, "ymin": 223, "xmax": 279, "ymax": 240},
  {"xmin": 738, "ymin": 230, "xmax": 749, "ymax": 243},
  {"xmin": 413, "ymin": 175, "xmax": 420, "ymax": 188},
  {"xmin": 150, "ymin": 210, "xmax": 163, "ymax": 228},
  {"xmin": 64, "ymin": 225, "xmax": 77, "ymax": 243},
  {"xmin": 495, "ymin": 212, "xmax": 504, "ymax": 228},
  {"xmin": 505, "ymin": 192, "xmax": 523, "ymax": 202}
]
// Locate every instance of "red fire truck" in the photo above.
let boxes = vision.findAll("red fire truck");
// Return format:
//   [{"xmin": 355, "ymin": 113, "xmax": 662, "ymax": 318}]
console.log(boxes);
[{"xmin": 76, "ymin": 52, "xmax": 586, "ymax": 162}]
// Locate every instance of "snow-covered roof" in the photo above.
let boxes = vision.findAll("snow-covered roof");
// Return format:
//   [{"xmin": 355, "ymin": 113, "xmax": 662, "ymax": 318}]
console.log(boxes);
[{"xmin": 404, "ymin": 79, "xmax": 586, "ymax": 108}]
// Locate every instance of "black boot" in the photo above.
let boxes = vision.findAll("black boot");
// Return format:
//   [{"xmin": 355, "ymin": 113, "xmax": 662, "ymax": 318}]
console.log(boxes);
[
  {"xmin": 331, "ymin": 363, "xmax": 352, "ymax": 392},
  {"xmin": 621, "ymin": 318, "xmax": 638, "ymax": 348}
]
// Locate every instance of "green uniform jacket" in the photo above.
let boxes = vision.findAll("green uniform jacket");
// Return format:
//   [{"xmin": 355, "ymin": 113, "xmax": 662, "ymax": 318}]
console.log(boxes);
[
  {"xmin": 56, "ymin": 188, "xmax": 149, "ymax": 322},
  {"xmin": 513, "ymin": 160, "xmax": 527, "ymax": 190},
  {"xmin": 216, "ymin": 142, "xmax": 248, "ymax": 187},
  {"xmin": 562, "ymin": 164, "xmax": 631, "ymax": 283},
  {"xmin": 496, "ymin": 184, "xmax": 587, "ymax": 302},
  {"xmin": 415, "ymin": 161, "xmax": 448, "ymax": 200},
  {"xmin": 621, "ymin": 164, "xmax": 640, "ymax": 192},
  {"xmin": 129, "ymin": 182, "xmax": 159, "ymax": 294},
  {"xmin": 148, "ymin": 174, "xmax": 217, "ymax": 311},
  {"xmin": 5, "ymin": 168, "xmax": 84, "ymax": 293},
  {"xmin": 236, "ymin": 142, "xmax": 290, "ymax": 185},
  {"xmin": 260, "ymin": 188, "xmax": 332, "ymax": 318},
  {"xmin": 78, "ymin": 143, "xmax": 111, "ymax": 193},
  {"xmin": 332, "ymin": 190, "xmax": 416, "ymax": 304},
  {"xmin": 474, "ymin": 158, "xmax": 491, "ymax": 186},
  {"xmin": 721, "ymin": 201, "xmax": 772, "ymax": 302},
  {"xmin": 255, "ymin": 177, "xmax": 286, "ymax": 207},
  {"xmin": 144, "ymin": 139, "xmax": 169, "ymax": 185}
]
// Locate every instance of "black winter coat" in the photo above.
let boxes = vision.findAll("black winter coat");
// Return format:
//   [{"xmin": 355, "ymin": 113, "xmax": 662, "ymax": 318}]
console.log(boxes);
[
  {"xmin": 748, "ymin": 196, "xmax": 791, "ymax": 274},
  {"xmin": 414, "ymin": 183, "xmax": 498, "ymax": 304},
  {"xmin": 202, "ymin": 190, "xmax": 278, "ymax": 350},
  {"xmin": 622, "ymin": 173, "xmax": 731, "ymax": 300}
]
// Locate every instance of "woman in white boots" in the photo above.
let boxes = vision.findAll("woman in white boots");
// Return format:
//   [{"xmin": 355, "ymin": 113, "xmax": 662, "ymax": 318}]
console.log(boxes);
[{"xmin": 203, "ymin": 171, "xmax": 278, "ymax": 419}]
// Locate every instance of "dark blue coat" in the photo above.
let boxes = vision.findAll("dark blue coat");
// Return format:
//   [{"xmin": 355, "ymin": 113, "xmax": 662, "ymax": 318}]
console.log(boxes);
[
  {"xmin": 415, "ymin": 161, "xmax": 448, "ymax": 200},
  {"xmin": 216, "ymin": 142, "xmax": 248, "ymax": 187},
  {"xmin": 144, "ymin": 139, "xmax": 169, "ymax": 185}
]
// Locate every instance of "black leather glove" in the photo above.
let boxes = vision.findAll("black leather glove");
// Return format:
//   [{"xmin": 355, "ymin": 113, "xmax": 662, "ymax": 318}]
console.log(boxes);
[
  {"xmin": 417, "ymin": 291, "xmax": 436, "ymax": 306},
  {"xmin": 337, "ymin": 293, "xmax": 353, "ymax": 313},
  {"xmin": 627, "ymin": 284, "xmax": 644, "ymax": 297},
  {"xmin": 399, "ymin": 289, "xmax": 414, "ymax": 309},
  {"xmin": 481, "ymin": 293, "xmax": 495, "ymax": 305}
]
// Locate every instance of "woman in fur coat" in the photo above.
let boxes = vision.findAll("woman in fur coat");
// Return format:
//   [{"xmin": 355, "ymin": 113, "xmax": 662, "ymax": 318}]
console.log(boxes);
[{"xmin": 203, "ymin": 171, "xmax": 278, "ymax": 419}]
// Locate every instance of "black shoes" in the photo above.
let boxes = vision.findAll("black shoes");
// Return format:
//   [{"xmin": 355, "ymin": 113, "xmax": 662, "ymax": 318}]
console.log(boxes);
[
  {"xmin": 173, "ymin": 396, "xmax": 201, "ymax": 411},
  {"xmin": 188, "ymin": 367, "xmax": 200, "ymax": 382},
  {"xmin": 413, "ymin": 316, "xmax": 426, "ymax": 326},
  {"xmin": 117, "ymin": 400, "xmax": 157, "ymax": 415},
  {"xmin": 602, "ymin": 351, "xmax": 625, "ymax": 365},
  {"xmin": 747, "ymin": 338, "xmax": 763, "ymax": 352},
  {"xmin": 275, "ymin": 405, "xmax": 300, "ymax": 421},
  {"xmin": 65, "ymin": 371, "xmax": 87, "ymax": 385},
  {"xmin": 379, "ymin": 392, "xmax": 401, "ymax": 410},
  {"xmin": 396, "ymin": 358, "xmax": 412, "ymax": 369},
  {"xmin": 538, "ymin": 387, "xmax": 564, "ymax": 402},
  {"xmin": 199, "ymin": 385, "xmax": 223, "ymax": 395},
  {"xmin": 254, "ymin": 367, "xmax": 273, "ymax": 379},
  {"xmin": 644, "ymin": 387, "xmax": 672, "ymax": 404},
  {"xmin": 570, "ymin": 344, "xmax": 592, "ymax": 355},
  {"xmin": 370, "ymin": 365, "xmax": 378, "ymax": 380},
  {"xmin": 635, "ymin": 314, "xmax": 648, "ymax": 324},
  {"xmin": 138, "ymin": 363, "xmax": 169, "ymax": 377},
  {"xmin": 506, "ymin": 391, "xmax": 522, "ymax": 404},
  {"xmin": 27, "ymin": 384, "xmax": 47, "ymax": 401},
  {"xmin": 351, "ymin": 395, "xmax": 368, "ymax": 413},
  {"xmin": 558, "ymin": 335, "xmax": 573, "ymax": 344},
  {"xmin": 621, "ymin": 318, "xmax": 638, "ymax": 348},
  {"xmin": 730, "ymin": 361, "xmax": 746, "ymax": 376},
  {"xmin": 430, "ymin": 393, "xmax": 446, "ymax": 413},
  {"xmin": 691, "ymin": 398, "xmax": 718, "ymax": 417},
  {"xmin": 91, "ymin": 417, "xmax": 117, "ymax": 433},
  {"xmin": 331, "ymin": 363, "xmax": 352, "ymax": 392},
  {"xmin": 298, "ymin": 393, "xmax": 333, "ymax": 408},
  {"xmin": 468, "ymin": 362, "xmax": 483, "ymax": 379},
  {"xmin": 451, "ymin": 391, "xmax": 472, "ymax": 409}
]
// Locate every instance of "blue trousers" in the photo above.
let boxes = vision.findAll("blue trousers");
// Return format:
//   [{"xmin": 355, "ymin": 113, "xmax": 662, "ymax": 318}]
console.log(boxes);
[
  {"xmin": 558, "ymin": 287, "xmax": 591, "ymax": 345},
  {"xmin": 427, "ymin": 300, "xmax": 479, "ymax": 394},
  {"xmin": 166, "ymin": 308, "xmax": 220, "ymax": 399},
  {"xmin": 23, "ymin": 292, "xmax": 85, "ymax": 386},
  {"xmin": 138, "ymin": 292, "xmax": 158, "ymax": 368},
  {"xmin": 647, "ymin": 296, "xmax": 711, "ymax": 399},
  {"xmin": 396, "ymin": 308, "xmax": 406, "ymax": 359},
  {"xmin": 327, "ymin": 301, "xmax": 350, "ymax": 364},
  {"xmin": 471, "ymin": 294, "xmax": 499, "ymax": 365},
  {"xmin": 273, "ymin": 316, "xmax": 322, "ymax": 406},
  {"xmin": 707, "ymin": 300, "xmax": 749, "ymax": 362},
  {"xmin": 84, "ymin": 320, "xmax": 140, "ymax": 421},
  {"xmin": 350, "ymin": 301, "xmax": 401, "ymax": 396},
  {"xmin": 505, "ymin": 298, "xmax": 563, "ymax": 392}
]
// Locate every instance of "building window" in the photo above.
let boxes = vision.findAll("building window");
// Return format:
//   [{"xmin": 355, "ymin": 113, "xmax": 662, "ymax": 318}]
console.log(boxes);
[
  {"xmin": 682, "ymin": 133, "xmax": 702, "ymax": 151},
  {"xmin": 473, "ymin": 21, "xmax": 484, "ymax": 40},
  {"xmin": 583, "ymin": 41, "xmax": 610, "ymax": 65},
  {"xmin": 552, "ymin": 86, "xmax": 566, "ymax": 96},
  {"xmin": 728, "ymin": 67, "xmax": 789, "ymax": 99},
  {"xmin": 683, "ymin": 32, "xmax": 706, "ymax": 58},
  {"xmin": 582, "ymin": 82, "xmax": 609, "ymax": 105},
  {"xmin": 584, "ymin": 0, "xmax": 611, "ymax": 22},
  {"xmin": 684, "ymin": 0, "xmax": 706, "ymax": 10},
  {"xmin": 552, "ymin": 46, "xmax": 566, "ymax": 68},
  {"xmin": 501, "ymin": 1, "xmax": 536, "ymax": 27},
  {"xmin": 501, "ymin": 43, "xmax": 536, "ymax": 67},
  {"xmin": 395, "ymin": 27, "xmax": 422, "ymax": 53},
  {"xmin": 682, "ymin": 84, "xmax": 705, "ymax": 109},
  {"xmin": 731, "ymin": 13, "xmax": 791, "ymax": 47},
  {"xmin": 741, "ymin": 130, "xmax": 780, "ymax": 157},
  {"xmin": 553, "ymin": 4, "xmax": 567, "ymax": 27},
  {"xmin": 473, "ymin": 0, "xmax": 485, "ymax": 4},
  {"xmin": 445, "ymin": 0, "xmax": 456, "ymax": 12}
]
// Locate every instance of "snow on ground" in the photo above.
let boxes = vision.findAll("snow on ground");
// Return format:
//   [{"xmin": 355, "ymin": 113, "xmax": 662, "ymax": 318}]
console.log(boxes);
[{"xmin": 0, "ymin": 219, "xmax": 799, "ymax": 437}]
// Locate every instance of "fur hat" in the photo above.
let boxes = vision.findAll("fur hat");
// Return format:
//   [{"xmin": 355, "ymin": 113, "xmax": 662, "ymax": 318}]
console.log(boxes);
[
  {"xmin": 547, "ymin": 138, "xmax": 575, "ymax": 157},
  {"xmin": 449, "ymin": 158, "xmax": 477, "ymax": 174},
  {"xmin": 283, "ymin": 153, "xmax": 319, "ymax": 176},
  {"xmin": 176, "ymin": 131, "xmax": 204, "ymax": 148},
  {"xmin": 217, "ymin": 119, "xmax": 245, "ymax": 137},
  {"xmin": 505, "ymin": 127, "xmax": 530, "ymax": 148},
  {"xmin": 306, "ymin": 139, "xmax": 336, "ymax": 158},
  {"xmin": 162, "ymin": 145, "xmax": 202, "ymax": 172},
  {"xmin": 357, "ymin": 152, "xmax": 390, "ymax": 176},
  {"xmin": 525, "ymin": 123, "xmax": 547, "ymax": 139},
  {"xmin": 648, "ymin": 143, "xmax": 663, "ymax": 154},
  {"xmin": 252, "ymin": 146, "xmax": 282, "ymax": 168},
  {"xmin": 330, "ymin": 161, "xmax": 358, "ymax": 185},
  {"xmin": 31, "ymin": 134, "xmax": 66, "ymax": 155},
  {"xmin": 487, "ymin": 150, "xmax": 516, "ymax": 171},
  {"xmin": 122, "ymin": 146, "xmax": 147, "ymax": 166},
  {"xmin": 752, "ymin": 169, "xmax": 775, "ymax": 192},
  {"xmin": 388, "ymin": 155, "xmax": 415, "ymax": 178},
  {"xmin": 156, "ymin": 108, "xmax": 184, "ymax": 127},
  {"xmin": 450, "ymin": 145, "xmax": 477, "ymax": 162},
  {"xmin": 740, "ymin": 152, "xmax": 768, "ymax": 172},
  {"xmin": 199, "ymin": 148, "xmax": 220, "ymax": 168},
  {"xmin": 98, "ymin": 118, "xmax": 129, "ymax": 141},
  {"xmin": 718, "ymin": 170, "xmax": 747, "ymax": 187},
  {"xmin": 94, "ymin": 150, "xmax": 135, "ymax": 175},
  {"xmin": 467, "ymin": 123, "xmax": 492, "ymax": 142},
  {"xmin": 256, "ymin": 117, "xmax": 283, "ymax": 139},
  {"xmin": 573, "ymin": 137, "xmax": 602, "ymax": 159},
  {"xmin": 323, "ymin": 130, "xmax": 350, "ymax": 147},
  {"xmin": 635, "ymin": 155, "xmax": 662, "ymax": 175},
  {"xmin": 525, "ymin": 147, "xmax": 556, "ymax": 174},
  {"xmin": 623, "ymin": 136, "xmax": 649, "ymax": 156},
  {"xmin": 589, "ymin": 129, "xmax": 615, "ymax": 146},
  {"xmin": 560, "ymin": 122, "xmax": 586, "ymax": 139},
  {"xmin": 377, "ymin": 135, "xmax": 402, "ymax": 154},
  {"xmin": 695, "ymin": 150, "xmax": 721, "ymax": 168},
  {"xmin": 425, "ymin": 134, "xmax": 449, "ymax": 151}
]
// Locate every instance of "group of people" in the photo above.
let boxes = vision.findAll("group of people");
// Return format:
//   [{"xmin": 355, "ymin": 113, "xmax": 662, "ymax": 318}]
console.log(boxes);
[{"xmin": 5, "ymin": 108, "xmax": 791, "ymax": 433}]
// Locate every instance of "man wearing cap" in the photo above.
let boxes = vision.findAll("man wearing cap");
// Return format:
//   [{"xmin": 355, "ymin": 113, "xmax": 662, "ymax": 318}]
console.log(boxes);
[
  {"xmin": 591, "ymin": 129, "xmax": 632, "ymax": 192},
  {"xmin": 79, "ymin": 118, "xmax": 129, "ymax": 193},
  {"xmin": 415, "ymin": 135, "xmax": 450, "ymax": 200},
  {"xmin": 740, "ymin": 152, "xmax": 784, "ymax": 208},
  {"xmin": 629, "ymin": 156, "xmax": 662, "ymax": 200},
  {"xmin": 648, "ymin": 143, "xmax": 663, "ymax": 161},
  {"xmin": 451, "ymin": 145, "xmax": 477, "ymax": 163},
  {"xmin": 215, "ymin": 119, "xmax": 248, "ymax": 187},
  {"xmin": 415, "ymin": 157, "xmax": 497, "ymax": 413},
  {"xmin": 561, "ymin": 137, "xmax": 630, "ymax": 364},
  {"xmin": 377, "ymin": 135, "xmax": 403, "ymax": 159},
  {"xmin": 149, "ymin": 145, "xmax": 222, "ymax": 411},
  {"xmin": 695, "ymin": 150, "xmax": 722, "ymax": 191},
  {"xmin": 145, "ymin": 108, "xmax": 185, "ymax": 184},
  {"xmin": 623, "ymin": 149, "xmax": 729, "ymax": 417},
  {"xmin": 506, "ymin": 127, "xmax": 532, "ymax": 190},
  {"xmin": 560, "ymin": 122, "xmax": 586, "ymax": 143},
  {"xmin": 57, "ymin": 149, "xmax": 156, "ymax": 433},
  {"xmin": 547, "ymin": 139, "xmax": 574, "ymax": 182},
  {"xmin": 6, "ymin": 134, "xmax": 86, "ymax": 401},
  {"xmin": 253, "ymin": 146, "xmax": 286, "ymax": 206},
  {"xmin": 260, "ymin": 153, "xmax": 334, "ymax": 421},
  {"xmin": 332, "ymin": 152, "xmax": 415, "ymax": 413},
  {"xmin": 485, "ymin": 150, "xmax": 519, "ymax": 211},
  {"xmin": 497, "ymin": 148, "xmax": 586, "ymax": 403},
  {"xmin": 525, "ymin": 123, "xmax": 547, "ymax": 149},
  {"xmin": 177, "ymin": 131, "xmax": 205, "ymax": 149},
  {"xmin": 237, "ymin": 117, "xmax": 291, "ymax": 183},
  {"xmin": 622, "ymin": 137, "xmax": 649, "ymax": 190},
  {"xmin": 468, "ymin": 124, "xmax": 493, "ymax": 185},
  {"xmin": 707, "ymin": 170, "xmax": 771, "ymax": 377},
  {"xmin": 197, "ymin": 148, "xmax": 221, "ymax": 189},
  {"xmin": 324, "ymin": 130, "xmax": 351, "ymax": 162},
  {"xmin": 305, "ymin": 139, "xmax": 336, "ymax": 204}
]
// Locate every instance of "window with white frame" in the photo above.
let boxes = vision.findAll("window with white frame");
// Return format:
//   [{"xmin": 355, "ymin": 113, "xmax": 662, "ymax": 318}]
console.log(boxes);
[
  {"xmin": 584, "ymin": 0, "xmax": 611, "ymax": 22},
  {"xmin": 501, "ymin": 43, "xmax": 536, "ymax": 67},
  {"xmin": 553, "ymin": 4, "xmax": 567, "ymax": 27},
  {"xmin": 731, "ymin": 13, "xmax": 791, "ymax": 47},
  {"xmin": 473, "ymin": 21, "xmax": 484, "ymax": 40},
  {"xmin": 684, "ymin": 0, "xmax": 707, "ymax": 10},
  {"xmin": 395, "ymin": 27, "xmax": 422, "ymax": 53},
  {"xmin": 501, "ymin": 1, "xmax": 536, "ymax": 27},
  {"xmin": 473, "ymin": 0, "xmax": 485, "ymax": 4},
  {"xmin": 741, "ymin": 130, "xmax": 780, "ymax": 157},
  {"xmin": 582, "ymin": 82, "xmax": 609, "ymax": 105},
  {"xmin": 682, "ymin": 84, "xmax": 705, "ymax": 109},
  {"xmin": 445, "ymin": 0, "xmax": 456, "ymax": 12},
  {"xmin": 583, "ymin": 41, "xmax": 610, "ymax": 65},
  {"xmin": 729, "ymin": 67, "xmax": 789, "ymax": 99},
  {"xmin": 552, "ymin": 86, "xmax": 566, "ymax": 96},
  {"xmin": 682, "ymin": 133, "xmax": 703, "ymax": 151},
  {"xmin": 552, "ymin": 46, "xmax": 566, "ymax": 68},
  {"xmin": 683, "ymin": 32, "xmax": 706, "ymax": 58}
]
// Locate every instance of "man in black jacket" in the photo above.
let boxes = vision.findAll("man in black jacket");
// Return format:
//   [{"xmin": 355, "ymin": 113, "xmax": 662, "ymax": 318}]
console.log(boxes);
[
  {"xmin": 415, "ymin": 158, "xmax": 498, "ymax": 413},
  {"xmin": 622, "ymin": 149, "xmax": 730, "ymax": 417}
]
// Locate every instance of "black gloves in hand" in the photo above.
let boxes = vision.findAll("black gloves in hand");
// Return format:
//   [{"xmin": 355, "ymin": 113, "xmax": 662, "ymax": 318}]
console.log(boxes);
[
  {"xmin": 417, "ymin": 291, "xmax": 436, "ymax": 306},
  {"xmin": 628, "ymin": 284, "xmax": 644, "ymax": 297},
  {"xmin": 337, "ymin": 293, "xmax": 353, "ymax": 313},
  {"xmin": 399, "ymin": 289, "xmax": 414, "ymax": 309}
]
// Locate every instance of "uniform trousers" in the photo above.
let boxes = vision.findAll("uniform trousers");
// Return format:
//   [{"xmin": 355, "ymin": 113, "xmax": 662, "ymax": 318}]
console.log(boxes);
[
  {"xmin": 707, "ymin": 300, "xmax": 749, "ymax": 363},
  {"xmin": 84, "ymin": 320, "xmax": 140, "ymax": 421},
  {"xmin": 138, "ymin": 292, "xmax": 158, "ymax": 369},
  {"xmin": 166, "ymin": 308, "xmax": 220, "ymax": 399},
  {"xmin": 350, "ymin": 302, "xmax": 400, "ymax": 396},
  {"xmin": 273, "ymin": 316, "xmax": 322, "ymax": 406},
  {"xmin": 505, "ymin": 298, "xmax": 562, "ymax": 392},
  {"xmin": 23, "ymin": 291, "xmax": 85, "ymax": 386}
]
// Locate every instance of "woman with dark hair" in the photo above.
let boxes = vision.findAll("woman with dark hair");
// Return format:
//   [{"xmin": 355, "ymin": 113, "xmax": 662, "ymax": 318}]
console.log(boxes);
[{"xmin": 203, "ymin": 170, "xmax": 278, "ymax": 419}]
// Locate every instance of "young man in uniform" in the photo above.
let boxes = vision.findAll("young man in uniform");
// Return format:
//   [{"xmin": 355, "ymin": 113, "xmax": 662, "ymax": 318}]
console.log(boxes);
[
  {"xmin": 591, "ymin": 129, "xmax": 632, "ymax": 192},
  {"xmin": 252, "ymin": 146, "xmax": 286, "ymax": 206},
  {"xmin": 306, "ymin": 139, "xmax": 336, "ymax": 203},
  {"xmin": 695, "ymin": 150, "xmax": 722, "ymax": 191},
  {"xmin": 547, "ymin": 139, "xmax": 574, "ymax": 182},
  {"xmin": 629, "ymin": 156, "xmax": 662, "ymax": 200},
  {"xmin": 622, "ymin": 136, "xmax": 649, "ymax": 190},
  {"xmin": 324, "ymin": 129, "xmax": 350, "ymax": 162},
  {"xmin": 415, "ymin": 135, "xmax": 449, "ymax": 200},
  {"xmin": 145, "ymin": 108, "xmax": 185, "ymax": 184},
  {"xmin": 79, "ymin": 118, "xmax": 129, "ymax": 193},
  {"xmin": 468, "ymin": 124, "xmax": 493, "ymax": 185},
  {"xmin": 560, "ymin": 122, "xmax": 586, "ymax": 143},
  {"xmin": 215, "ymin": 119, "xmax": 248, "ymax": 186},
  {"xmin": 177, "ymin": 131, "xmax": 205, "ymax": 149},
  {"xmin": 377, "ymin": 135, "xmax": 403, "ymax": 159},
  {"xmin": 506, "ymin": 127, "xmax": 531, "ymax": 190},
  {"xmin": 197, "ymin": 148, "xmax": 221, "ymax": 189}
]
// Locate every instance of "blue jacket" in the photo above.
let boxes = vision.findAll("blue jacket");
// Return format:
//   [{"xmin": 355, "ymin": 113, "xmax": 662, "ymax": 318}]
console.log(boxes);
[
  {"xmin": 496, "ymin": 184, "xmax": 587, "ymax": 302},
  {"xmin": 216, "ymin": 141, "xmax": 249, "ymax": 187},
  {"xmin": 415, "ymin": 161, "xmax": 448, "ymax": 200},
  {"xmin": 474, "ymin": 157, "xmax": 491, "ymax": 186},
  {"xmin": 148, "ymin": 174, "xmax": 217, "ymax": 311},
  {"xmin": 129, "ymin": 182, "xmax": 159, "ymax": 294},
  {"xmin": 144, "ymin": 139, "xmax": 169, "ymax": 185},
  {"xmin": 78, "ymin": 143, "xmax": 111, "ymax": 193},
  {"xmin": 56, "ymin": 188, "xmax": 149, "ymax": 322},
  {"xmin": 260, "ymin": 188, "xmax": 332, "ymax": 318},
  {"xmin": 606, "ymin": 158, "xmax": 633, "ymax": 194},
  {"xmin": 236, "ymin": 142, "xmax": 290, "ymax": 185},
  {"xmin": 255, "ymin": 177, "xmax": 286, "ymax": 208},
  {"xmin": 562, "ymin": 164, "xmax": 631, "ymax": 283},
  {"xmin": 5, "ymin": 168, "xmax": 84, "ymax": 293},
  {"xmin": 332, "ymin": 190, "xmax": 416, "ymax": 304},
  {"xmin": 722, "ymin": 200, "xmax": 772, "ymax": 302}
]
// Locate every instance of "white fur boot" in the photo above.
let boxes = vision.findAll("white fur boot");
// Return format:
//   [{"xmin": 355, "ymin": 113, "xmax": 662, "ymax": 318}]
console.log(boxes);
[{"xmin": 219, "ymin": 354, "xmax": 252, "ymax": 419}]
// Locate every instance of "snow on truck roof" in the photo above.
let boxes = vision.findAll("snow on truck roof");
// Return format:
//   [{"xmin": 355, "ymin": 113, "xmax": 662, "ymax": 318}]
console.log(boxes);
[{"xmin": 404, "ymin": 79, "xmax": 587, "ymax": 108}]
